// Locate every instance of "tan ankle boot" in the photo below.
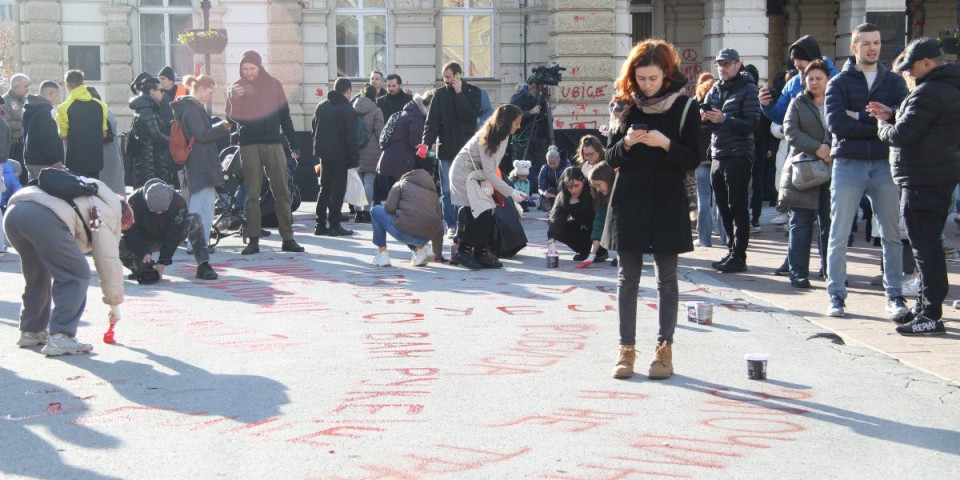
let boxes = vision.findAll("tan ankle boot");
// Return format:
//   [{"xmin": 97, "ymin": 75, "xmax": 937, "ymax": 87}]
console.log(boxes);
[
  {"xmin": 612, "ymin": 346, "xmax": 635, "ymax": 379},
  {"xmin": 648, "ymin": 341, "xmax": 673, "ymax": 379}
]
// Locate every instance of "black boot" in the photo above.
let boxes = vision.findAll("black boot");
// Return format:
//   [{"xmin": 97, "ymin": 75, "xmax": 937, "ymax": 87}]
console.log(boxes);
[
  {"xmin": 241, "ymin": 236, "xmax": 260, "ymax": 255},
  {"xmin": 196, "ymin": 262, "xmax": 219, "ymax": 280},
  {"xmin": 474, "ymin": 246, "xmax": 503, "ymax": 269},
  {"xmin": 455, "ymin": 243, "xmax": 483, "ymax": 270}
]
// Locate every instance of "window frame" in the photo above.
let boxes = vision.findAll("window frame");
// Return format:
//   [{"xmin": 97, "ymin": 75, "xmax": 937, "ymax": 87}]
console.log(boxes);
[
  {"xmin": 440, "ymin": 0, "xmax": 495, "ymax": 80},
  {"xmin": 137, "ymin": 0, "xmax": 194, "ymax": 79},
  {"xmin": 333, "ymin": 0, "xmax": 388, "ymax": 81}
]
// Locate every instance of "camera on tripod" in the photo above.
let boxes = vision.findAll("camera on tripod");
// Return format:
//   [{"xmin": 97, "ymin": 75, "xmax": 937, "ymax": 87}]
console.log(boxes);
[
  {"xmin": 135, "ymin": 260, "xmax": 160, "ymax": 285},
  {"xmin": 529, "ymin": 62, "xmax": 566, "ymax": 87}
]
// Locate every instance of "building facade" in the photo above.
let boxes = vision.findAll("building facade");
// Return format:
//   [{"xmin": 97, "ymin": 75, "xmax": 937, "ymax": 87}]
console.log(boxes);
[{"xmin": 10, "ymin": 0, "xmax": 958, "ymax": 132}]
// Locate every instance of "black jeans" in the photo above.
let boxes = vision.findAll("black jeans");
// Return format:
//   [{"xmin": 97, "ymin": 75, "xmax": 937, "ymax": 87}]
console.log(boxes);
[
  {"xmin": 617, "ymin": 252, "xmax": 679, "ymax": 346},
  {"xmin": 119, "ymin": 213, "xmax": 209, "ymax": 272},
  {"xmin": 902, "ymin": 185, "xmax": 954, "ymax": 320},
  {"xmin": 711, "ymin": 156, "xmax": 752, "ymax": 260},
  {"xmin": 553, "ymin": 219, "xmax": 593, "ymax": 256},
  {"xmin": 316, "ymin": 161, "xmax": 348, "ymax": 229},
  {"xmin": 457, "ymin": 206, "xmax": 494, "ymax": 248}
]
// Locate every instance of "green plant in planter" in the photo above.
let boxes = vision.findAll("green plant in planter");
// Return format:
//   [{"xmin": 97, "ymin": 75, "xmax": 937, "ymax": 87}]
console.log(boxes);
[
  {"xmin": 178, "ymin": 29, "xmax": 229, "ymax": 55},
  {"xmin": 937, "ymin": 29, "xmax": 960, "ymax": 54}
]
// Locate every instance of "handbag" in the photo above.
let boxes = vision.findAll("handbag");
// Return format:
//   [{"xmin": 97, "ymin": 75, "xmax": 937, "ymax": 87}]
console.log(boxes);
[{"xmin": 789, "ymin": 152, "xmax": 831, "ymax": 190}]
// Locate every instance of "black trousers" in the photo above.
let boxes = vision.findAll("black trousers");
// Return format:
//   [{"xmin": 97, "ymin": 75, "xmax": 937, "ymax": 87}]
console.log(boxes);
[
  {"xmin": 119, "ymin": 213, "xmax": 209, "ymax": 272},
  {"xmin": 711, "ymin": 156, "xmax": 752, "ymax": 260},
  {"xmin": 316, "ymin": 161, "xmax": 348, "ymax": 228},
  {"xmin": 902, "ymin": 185, "xmax": 954, "ymax": 320},
  {"xmin": 373, "ymin": 173, "xmax": 398, "ymax": 205},
  {"xmin": 457, "ymin": 206, "xmax": 494, "ymax": 248},
  {"xmin": 554, "ymin": 220, "xmax": 593, "ymax": 256}
]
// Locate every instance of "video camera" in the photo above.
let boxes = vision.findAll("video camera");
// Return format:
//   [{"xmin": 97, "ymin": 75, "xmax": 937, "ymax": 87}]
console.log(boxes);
[
  {"xmin": 135, "ymin": 261, "xmax": 160, "ymax": 285},
  {"xmin": 529, "ymin": 63, "xmax": 566, "ymax": 87}
]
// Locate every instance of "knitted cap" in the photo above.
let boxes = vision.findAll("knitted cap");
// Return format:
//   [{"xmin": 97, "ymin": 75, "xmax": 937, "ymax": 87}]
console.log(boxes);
[
  {"xmin": 158, "ymin": 65, "xmax": 175, "ymax": 81},
  {"xmin": 143, "ymin": 179, "xmax": 174, "ymax": 213}
]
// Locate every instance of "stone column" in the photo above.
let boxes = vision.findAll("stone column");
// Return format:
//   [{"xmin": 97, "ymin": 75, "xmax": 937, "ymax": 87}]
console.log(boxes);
[
  {"xmin": 101, "ymin": 5, "xmax": 134, "ymax": 126},
  {"xmin": 300, "ymin": 6, "xmax": 330, "ymax": 121},
  {"xmin": 546, "ymin": 0, "xmax": 623, "ymax": 132},
  {"xmin": 392, "ymin": 1, "xmax": 440, "ymax": 90},
  {"xmin": 702, "ymin": 0, "xmax": 768, "ymax": 83},
  {"xmin": 267, "ymin": 1, "xmax": 305, "ymax": 129},
  {"xmin": 16, "ymin": 1, "xmax": 62, "ymax": 86}
]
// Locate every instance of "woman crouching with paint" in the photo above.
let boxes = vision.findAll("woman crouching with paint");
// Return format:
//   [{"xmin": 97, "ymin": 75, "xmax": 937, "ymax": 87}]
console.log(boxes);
[{"xmin": 606, "ymin": 39, "xmax": 701, "ymax": 380}]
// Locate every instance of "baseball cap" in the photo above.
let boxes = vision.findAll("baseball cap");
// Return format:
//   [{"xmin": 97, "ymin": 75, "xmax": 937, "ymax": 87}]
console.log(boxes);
[
  {"xmin": 894, "ymin": 38, "xmax": 944, "ymax": 72},
  {"xmin": 715, "ymin": 48, "xmax": 740, "ymax": 63}
]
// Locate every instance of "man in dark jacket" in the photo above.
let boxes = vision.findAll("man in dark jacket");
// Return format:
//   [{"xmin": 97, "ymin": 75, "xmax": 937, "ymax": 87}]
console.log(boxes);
[
  {"xmin": 823, "ymin": 23, "xmax": 909, "ymax": 319},
  {"xmin": 226, "ymin": 50, "xmax": 304, "ymax": 255},
  {"xmin": 22, "ymin": 81, "xmax": 64, "ymax": 182},
  {"xmin": 703, "ymin": 48, "xmax": 760, "ymax": 273},
  {"xmin": 873, "ymin": 38, "xmax": 960, "ymax": 335},
  {"xmin": 55, "ymin": 70, "xmax": 107, "ymax": 179},
  {"xmin": 119, "ymin": 179, "xmax": 218, "ymax": 281},
  {"xmin": 376, "ymin": 74, "xmax": 413, "ymax": 120},
  {"xmin": 422, "ymin": 62, "xmax": 482, "ymax": 233},
  {"xmin": 509, "ymin": 78, "xmax": 550, "ymax": 192},
  {"xmin": 312, "ymin": 77, "xmax": 358, "ymax": 237}
]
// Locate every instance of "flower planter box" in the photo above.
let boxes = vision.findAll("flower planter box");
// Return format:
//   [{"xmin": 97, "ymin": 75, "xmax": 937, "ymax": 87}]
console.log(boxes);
[{"xmin": 180, "ymin": 29, "xmax": 228, "ymax": 55}]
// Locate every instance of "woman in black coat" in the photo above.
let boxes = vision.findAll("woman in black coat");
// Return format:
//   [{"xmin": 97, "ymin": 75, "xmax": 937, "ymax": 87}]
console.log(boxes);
[
  {"xmin": 605, "ymin": 39, "xmax": 701, "ymax": 381},
  {"xmin": 129, "ymin": 73, "xmax": 176, "ymax": 188},
  {"xmin": 546, "ymin": 167, "xmax": 604, "ymax": 262}
]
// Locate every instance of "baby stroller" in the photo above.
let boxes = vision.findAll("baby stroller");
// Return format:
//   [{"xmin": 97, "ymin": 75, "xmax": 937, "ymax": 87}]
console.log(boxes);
[{"xmin": 210, "ymin": 145, "xmax": 302, "ymax": 246}]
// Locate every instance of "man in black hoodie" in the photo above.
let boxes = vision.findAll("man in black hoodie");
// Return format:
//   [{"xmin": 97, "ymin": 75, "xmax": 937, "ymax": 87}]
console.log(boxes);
[
  {"xmin": 703, "ymin": 48, "xmax": 760, "ymax": 274},
  {"xmin": 226, "ymin": 50, "xmax": 304, "ymax": 255},
  {"xmin": 312, "ymin": 77, "xmax": 359, "ymax": 237},
  {"xmin": 874, "ymin": 38, "xmax": 960, "ymax": 336},
  {"xmin": 422, "ymin": 62, "xmax": 482, "ymax": 234},
  {"xmin": 22, "ymin": 81, "xmax": 64, "ymax": 182}
]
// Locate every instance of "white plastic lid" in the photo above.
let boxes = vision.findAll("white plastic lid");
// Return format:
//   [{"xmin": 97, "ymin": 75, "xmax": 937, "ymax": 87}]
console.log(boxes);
[{"xmin": 744, "ymin": 353, "xmax": 769, "ymax": 361}]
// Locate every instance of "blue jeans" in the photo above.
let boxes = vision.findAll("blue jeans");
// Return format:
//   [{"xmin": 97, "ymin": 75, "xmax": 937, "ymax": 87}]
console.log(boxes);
[
  {"xmin": 439, "ymin": 159, "xmax": 457, "ymax": 229},
  {"xmin": 695, "ymin": 164, "xmax": 713, "ymax": 246},
  {"xmin": 788, "ymin": 184, "xmax": 831, "ymax": 280},
  {"xmin": 826, "ymin": 158, "xmax": 902, "ymax": 299},
  {"xmin": 370, "ymin": 205, "xmax": 428, "ymax": 249}
]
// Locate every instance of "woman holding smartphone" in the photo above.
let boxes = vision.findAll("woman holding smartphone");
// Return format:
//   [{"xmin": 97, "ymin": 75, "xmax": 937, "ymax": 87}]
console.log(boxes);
[{"xmin": 605, "ymin": 39, "xmax": 701, "ymax": 380}]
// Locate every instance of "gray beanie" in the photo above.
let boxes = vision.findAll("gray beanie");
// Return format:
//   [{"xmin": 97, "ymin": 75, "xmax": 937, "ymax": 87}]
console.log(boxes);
[{"xmin": 143, "ymin": 179, "xmax": 174, "ymax": 213}]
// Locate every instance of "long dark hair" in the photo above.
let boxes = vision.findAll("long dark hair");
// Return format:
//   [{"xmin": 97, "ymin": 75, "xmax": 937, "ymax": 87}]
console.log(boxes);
[
  {"xmin": 551, "ymin": 166, "xmax": 591, "ymax": 215},
  {"xmin": 587, "ymin": 161, "xmax": 616, "ymax": 212},
  {"xmin": 479, "ymin": 104, "xmax": 521, "ymax": 156}
]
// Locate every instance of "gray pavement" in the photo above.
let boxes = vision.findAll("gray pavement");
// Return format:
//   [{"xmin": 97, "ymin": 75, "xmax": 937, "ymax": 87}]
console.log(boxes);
[{"xmin": 1, "ymin": 203, "xmax": 959, "ymax": 479}]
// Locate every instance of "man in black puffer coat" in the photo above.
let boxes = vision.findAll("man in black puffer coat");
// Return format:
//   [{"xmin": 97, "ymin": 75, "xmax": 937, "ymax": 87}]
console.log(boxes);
[
  {"xmin": 702, "ymin": 48, "xmax": 760, "ymax": 273},
  {"xmin": 312, "ymin": 77, "xmax": 359, "ymax": 237},
  {"xmin": 875, "ymin": 38, "xmax": 960, "ymax": 336}
]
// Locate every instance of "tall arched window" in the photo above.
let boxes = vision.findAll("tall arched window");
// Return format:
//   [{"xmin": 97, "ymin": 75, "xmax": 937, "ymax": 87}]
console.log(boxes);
[
  {"xmin": 335, "ymin": 0, "xmax": 387, "ymax": 78},
  {"xmin": 138, "ymin": 0, "xmax": 194, "ymax": 77},
  {"xmin": 441, "ymin": 0, "xmax": 493, "ymax": 78}
]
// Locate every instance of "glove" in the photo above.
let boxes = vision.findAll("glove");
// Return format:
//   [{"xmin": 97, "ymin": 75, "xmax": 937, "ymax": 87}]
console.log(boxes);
[
  {"xmin": 575, "ymin": 253, "xmax": 596, "ymax": 269},
  {"xmin": 510, "ymin": 190, "xmax": 527, "ymax": 203},
  {"xmin": 416, "ymin": 143, "xmax": 428, "ymax": 159},
  {"xmin": 108, "ymin": 305, "xmax": 121, "ymax": 324}
]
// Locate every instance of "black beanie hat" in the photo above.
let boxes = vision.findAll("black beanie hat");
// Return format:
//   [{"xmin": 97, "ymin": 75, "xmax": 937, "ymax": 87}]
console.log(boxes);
[
  {"xmin": 158, "ymin": 66, "xmax": 175, "ymax": 81},
  {"xmin": 789, "ymin": 45, "xmax": 814, "ymax": 62},
  {"xmin": 240, "ymin": 50, "xmax": 263, "ymax": 69},
  {"xmin": 130, "ymin": 72, "xmax": 160, "ymax": 95}
]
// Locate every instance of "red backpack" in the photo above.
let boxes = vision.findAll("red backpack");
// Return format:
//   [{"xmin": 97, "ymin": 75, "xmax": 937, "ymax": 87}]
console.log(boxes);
[{"xmin": 169, "ymin": 118, "xmax": 195, "ymax": 165}]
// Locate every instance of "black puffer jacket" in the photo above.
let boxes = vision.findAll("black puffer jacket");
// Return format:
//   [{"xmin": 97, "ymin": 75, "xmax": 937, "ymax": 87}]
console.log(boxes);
[
  {"xmin": 311, "ymin": 90, "xmax": 359, "ymax": 168},
  {"xmin": 703, "ymin": 71, "xmax": 760, "ymax": 160},
  {"xmin": 825, "ymin": 60, "xmax": 907, "ymax": 161},
  {"xmin": 422, "ymin": 81, "xmax": 482, "ymax": 160},
  {"xmin": 129, "ymin": 95, "xmax": 176, "ymax": 188},
  {"xmin": 879, "ymin": 63, "xmax": 960, "ymax": 187}
]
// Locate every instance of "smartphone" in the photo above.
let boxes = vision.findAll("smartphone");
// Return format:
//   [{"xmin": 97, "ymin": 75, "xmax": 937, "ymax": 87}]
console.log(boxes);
[
  {"xmin": 699, "ymin": 104, "xmax": 714, "ymax": 112},
  {"xmin": 631, "ymin": 123, "xmax": 647, "ymax": 131},
  {"xmin": 455, "ymin": 73, "xmax": 462, "ymax": 82}
]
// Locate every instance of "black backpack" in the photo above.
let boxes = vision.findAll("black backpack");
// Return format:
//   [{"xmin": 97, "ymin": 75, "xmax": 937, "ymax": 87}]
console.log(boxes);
[{"xmin": 36, "ymin": 168, "xmax": 99, "ymax": 242}]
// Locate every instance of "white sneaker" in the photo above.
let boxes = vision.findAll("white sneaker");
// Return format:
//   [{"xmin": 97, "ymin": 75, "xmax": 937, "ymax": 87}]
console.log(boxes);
[
  {"xmin": 372, "ymin": 250, "xmax": 391, "ymax": 267},
  {"xmin": 17, "ymin": 331, "xmax": 48, "ymax": 347},
  {"xmin": 41, "ymin": 333, "xmax": 93, "ymax": 356},
  {"xmin": 771, "ymin": 213, "xmax": 789, "ymax": 225},
  {"xmin": 901, "ymin": 274, "xmax": 921, "ymax": 296},
  {"xmin": 410, "ymin": 247, "xmax": 431, "ymax": 267},
  {"xmin": 446, "ymin": 227, "xmax": 457, "ymax": 238},
  {"xmin": 947, "ymin": 249, "xmax": 960, "ymax": 264},
  {"xmin": 885, "ymin": 296, "xmax": 910, "ymax": 318}
]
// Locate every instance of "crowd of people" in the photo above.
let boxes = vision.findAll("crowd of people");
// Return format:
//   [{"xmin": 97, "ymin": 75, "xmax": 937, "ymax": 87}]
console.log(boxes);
[{"xmin": 2, "ymin": 29, "xmax": 957, "ymax": 371}]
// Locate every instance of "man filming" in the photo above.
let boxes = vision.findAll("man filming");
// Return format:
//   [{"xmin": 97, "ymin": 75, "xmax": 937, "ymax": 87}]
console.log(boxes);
[
  {"xmin": 509, "ymin": 76, "xmax": 550, "ymax": 192},
  {"xmin": 120, "ymin": 179, "xmax": 218, "ymax": 282}
]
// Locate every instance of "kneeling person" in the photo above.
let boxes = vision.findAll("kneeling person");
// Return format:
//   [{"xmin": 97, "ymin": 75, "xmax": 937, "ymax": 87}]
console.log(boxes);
[
  {"xmin": 121, "ymin": 179, "xmax": 218, "ymax": 280},
  {"xmin": 371, "ymin": 155, "xmax": 444, "ymax": 267}
]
